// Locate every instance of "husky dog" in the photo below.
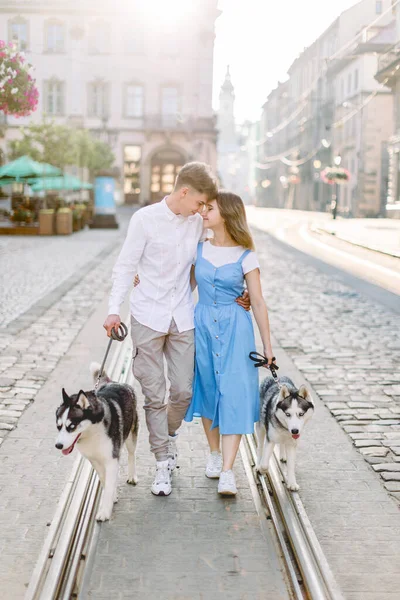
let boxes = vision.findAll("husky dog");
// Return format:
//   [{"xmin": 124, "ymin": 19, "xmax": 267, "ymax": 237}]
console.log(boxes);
[
  {"xmin": 55, "ymin": 363, "xmax": 139, "ymax": 522},
  {"xmin": 255, "ymin": 375, "xmax": 314, "ymax": 491}
]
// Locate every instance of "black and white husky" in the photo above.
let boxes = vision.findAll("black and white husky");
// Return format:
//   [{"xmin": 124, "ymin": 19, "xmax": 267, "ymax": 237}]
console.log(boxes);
[
  {"xmin": 55, "ymin": 363, "xmax": 139, "ymax": 522},
  {"xmin": 255, "ymin": 375, "xmax": 314, "ymax": 491}
]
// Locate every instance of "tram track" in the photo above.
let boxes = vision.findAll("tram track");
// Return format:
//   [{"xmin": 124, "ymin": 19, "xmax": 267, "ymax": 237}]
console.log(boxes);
[{"xmin": 25, "ymin": 329, "xmax": 344, "ymax": 600}]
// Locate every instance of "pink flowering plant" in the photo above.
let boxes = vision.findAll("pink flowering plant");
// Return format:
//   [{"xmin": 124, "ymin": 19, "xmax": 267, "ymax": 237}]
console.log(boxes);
[{"xmin": 0, "ymin": 41, "xmax": 39, "ymax": 117}]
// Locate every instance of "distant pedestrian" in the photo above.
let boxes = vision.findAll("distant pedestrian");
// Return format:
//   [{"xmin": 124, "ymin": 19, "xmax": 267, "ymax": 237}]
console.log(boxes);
[{"xmin": 185, "ymin": 191, "xmax": 274, "ymax": 495}]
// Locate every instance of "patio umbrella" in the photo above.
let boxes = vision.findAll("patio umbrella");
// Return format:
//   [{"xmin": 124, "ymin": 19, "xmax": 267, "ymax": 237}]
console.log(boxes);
[
  {"xmin": 29, "ymin": 175, "xmax": 93, "ymax": 192},
  {"xmin": 0, "ymin": 156, "xmax": 61, "ymax": 181}
]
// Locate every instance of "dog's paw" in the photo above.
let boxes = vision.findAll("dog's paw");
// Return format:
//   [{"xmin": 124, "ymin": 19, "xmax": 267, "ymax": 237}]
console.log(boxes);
[
  {"xmin": 96, "ymin": 508, "xmax": 112, "ymax": 522},
  {"xmin": 127, "ymin": 476, "xmax": 138, "ymax": 485},
  {"xmin": 286, "ymin": 481, "xmax": 300, "ymax": 492}
]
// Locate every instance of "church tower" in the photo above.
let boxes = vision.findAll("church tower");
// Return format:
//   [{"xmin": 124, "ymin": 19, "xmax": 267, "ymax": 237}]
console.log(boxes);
[{"xmin": 217, "ymin": 66, "xmax": 237, "ymax": 148}]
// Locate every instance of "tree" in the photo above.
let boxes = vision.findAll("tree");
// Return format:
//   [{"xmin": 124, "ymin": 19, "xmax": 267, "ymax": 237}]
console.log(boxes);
[{"xmin": 8, "ymin": 120, "xmax": 115, "ymax": 175}]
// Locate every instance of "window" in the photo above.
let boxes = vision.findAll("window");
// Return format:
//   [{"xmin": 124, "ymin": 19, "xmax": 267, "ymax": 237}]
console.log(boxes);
[
  {"xmin": 8, "ymin": 18, "xmax": 28, "ymax": 51},
  {"xmin": 89, "ymin": 21, "xmax": 108, "ymax": 54},
  {"xmin": 347, "ymin": 73, "xmax": 352, "ymax": 94},
  {"xmin": 161, "ymin": 86, "xmax": 179, "ymax": 118},
  {"xmin": 376, "ymin": 1, "xmax": 383, "ymax": 14},
  {"xmin": 354, "ymin": 68, "xmax": 359, "ymax": 92},
  {"xmin": 124, "ymin": 29, "xmax": 146, "ymax": 54},
  {"xmin": 44, "ymin": 79, "xmax": 65, "ymax": 115},
  {"xmin": 45, "ymin": 21, "xmax": 65, "ymax": 53},
  {"xmin": 125, "ymin": 85, "xmax": 144, "ymax": 118},
  {"xmin": 88, "ymin": 81, "xmax": 109, "ymax": 117},
  {"xmin": 124, "ymin": 145, "xmax": 141, "ymax": 204}
]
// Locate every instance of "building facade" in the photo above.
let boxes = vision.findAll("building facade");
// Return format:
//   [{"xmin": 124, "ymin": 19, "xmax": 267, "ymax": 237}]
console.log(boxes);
[
  {"xmin": 253, "ymin": 0, "xmax": 394, "ymax": 217},
  {"xmin": 375, "ymin": 1, "xmax": 400, "ymax": 217},
  {"xmin": 0, "ymin": 0, "xmax": 219, "ymax": 205}
]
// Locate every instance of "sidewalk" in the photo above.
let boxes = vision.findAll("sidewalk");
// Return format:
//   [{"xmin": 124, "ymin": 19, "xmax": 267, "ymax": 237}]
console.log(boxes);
[{"xmin": 311, "ymin": 216, "xmax": 400, "ymax": 258}]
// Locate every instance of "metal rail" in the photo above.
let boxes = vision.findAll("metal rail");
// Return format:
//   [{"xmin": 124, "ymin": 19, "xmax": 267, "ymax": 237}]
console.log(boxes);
[
  {"xmin": 242, "ymin": 434, "xmax": 345, "ymax": 600},
  {"xmin": 26, "ymin": 331, "xmax": 344, "ymax": 600}
]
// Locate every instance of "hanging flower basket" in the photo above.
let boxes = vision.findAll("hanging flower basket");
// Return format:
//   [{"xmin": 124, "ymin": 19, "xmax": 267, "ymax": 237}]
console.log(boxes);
[
  {"xmin": 321, "ymin": 167, "xmax": 351, "ymax": 185},
  {"xmin": 0, "ymin": 41, "xmax": 39, "ymax": 117}
]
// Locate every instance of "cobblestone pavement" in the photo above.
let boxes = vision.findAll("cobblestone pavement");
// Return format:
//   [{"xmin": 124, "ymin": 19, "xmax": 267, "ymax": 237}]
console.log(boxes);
[
  {"xmin": 0, "ymin": 209, "xmax": 131, "ymax": 449},
  {"xmin": 252, "ymin": 226, "xmax": 400, "ymax": 503},
  {"xmin": 0, "ymin": 211, "xmax": 130, "ymax": 328}
]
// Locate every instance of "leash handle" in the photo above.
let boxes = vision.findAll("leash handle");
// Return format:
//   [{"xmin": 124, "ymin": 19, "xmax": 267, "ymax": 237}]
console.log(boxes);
[
  {"xmin": 95, "ymin": 322, "xmax": 128, "ymax": 389},
  {"xmin": 249, "ymin": 351, "xmax": 279, "ymax": 382}
]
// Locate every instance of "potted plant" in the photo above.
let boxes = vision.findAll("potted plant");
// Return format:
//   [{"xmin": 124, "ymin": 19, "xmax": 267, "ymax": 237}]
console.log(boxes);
[
  {"xmin": 0, "ymin": 41, "xmax": 39, "ymax": 117},
  {"xmin": 38, "ymin": 208, "xmax": 55, "ymax": 235},
  {"xmin": 56, "ymin": 207, "xmax": 72, "ymax": 235}
]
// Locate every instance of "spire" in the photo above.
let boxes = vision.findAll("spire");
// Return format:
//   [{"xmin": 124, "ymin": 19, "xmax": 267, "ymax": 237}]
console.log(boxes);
[{"xmin": 221, "ymin": 65, "xmax": 234, "ymax": 94}]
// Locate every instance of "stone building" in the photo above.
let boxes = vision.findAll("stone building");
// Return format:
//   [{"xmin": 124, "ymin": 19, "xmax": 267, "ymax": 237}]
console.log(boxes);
[
  {"xmin": 254, "ymin": 0, "xmax": 394, "ymax": 216},
  {"xmin": 375, "ymin": 1, "xmax": 400, "ymax": 217},
  {"xmin": 0, "ymin": 0, "xmax": 218, "ymax": 205}
]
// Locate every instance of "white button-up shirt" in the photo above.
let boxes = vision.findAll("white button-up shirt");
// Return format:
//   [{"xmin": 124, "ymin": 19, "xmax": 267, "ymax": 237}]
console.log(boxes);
[{"xmin": 108, "ymin": 198, "xmax": 204, "ymax": 333}]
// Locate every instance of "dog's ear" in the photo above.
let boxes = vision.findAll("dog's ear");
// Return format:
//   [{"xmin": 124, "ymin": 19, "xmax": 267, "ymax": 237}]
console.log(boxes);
[
  {"xmin": 298, "ymin": 385, "xmax": 314, "ymax": 403},
  {"xmin": 298, "ymin": 385, "xmax": 314, "ymax": 410},
  {"xmin": 279, "ymin": 385, "xmax": 290, "ymax": 399},
  {"xmin": 76, "ymin": 390, "xmax": 90, "ymax": 410},
  {"xmin": 62, "ymin": 388, "xmax": 70, "ymax": 406}
]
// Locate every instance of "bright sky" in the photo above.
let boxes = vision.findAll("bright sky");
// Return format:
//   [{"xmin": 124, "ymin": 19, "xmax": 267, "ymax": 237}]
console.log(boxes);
[{"xmin": 213, "ymin": 0, "xmax": 359, "ymax": 122}]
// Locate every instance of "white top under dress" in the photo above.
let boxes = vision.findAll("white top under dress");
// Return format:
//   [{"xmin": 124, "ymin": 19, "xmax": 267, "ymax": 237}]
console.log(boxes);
[{"xmin": 201, "ymin": 240, "xmax": 260, "ymax": 275}]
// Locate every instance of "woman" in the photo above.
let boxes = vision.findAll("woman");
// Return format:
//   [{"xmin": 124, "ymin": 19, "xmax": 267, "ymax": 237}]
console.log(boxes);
[{"xmin": 185, "ymin": 191, "xmax": 274, "ymax": 496}]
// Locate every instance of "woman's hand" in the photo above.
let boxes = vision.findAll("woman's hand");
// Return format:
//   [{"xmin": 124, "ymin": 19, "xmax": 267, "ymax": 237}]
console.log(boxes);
[{"xmin": 263, "ymin": 347, "xmax": 275, "ymax": 368}]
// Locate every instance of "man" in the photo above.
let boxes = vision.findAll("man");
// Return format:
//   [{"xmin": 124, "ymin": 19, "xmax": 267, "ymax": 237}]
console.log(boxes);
[{"xmin": 104, "ymin": 162, "xmax": 247, "ymax": 496}]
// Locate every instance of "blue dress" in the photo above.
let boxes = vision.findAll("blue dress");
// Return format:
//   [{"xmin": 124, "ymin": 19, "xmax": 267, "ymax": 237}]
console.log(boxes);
[{"xmin": 185, "ymin": 242, "xmax": 259, "ymax": 434}]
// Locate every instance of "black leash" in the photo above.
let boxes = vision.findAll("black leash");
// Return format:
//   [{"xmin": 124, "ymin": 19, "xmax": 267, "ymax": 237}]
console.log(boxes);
[
  {"xmin": 95, "ymin": 322, "xmax": 128, "ymax": 390},
  {"xmin": 249, "ymin": 351, "xmax": 281, "ymax": 387}
]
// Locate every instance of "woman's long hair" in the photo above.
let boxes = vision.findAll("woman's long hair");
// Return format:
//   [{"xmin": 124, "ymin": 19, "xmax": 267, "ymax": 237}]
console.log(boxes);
[{"xmin": 216, "ymin": 191, "xmax": 255, "ymax": 251}]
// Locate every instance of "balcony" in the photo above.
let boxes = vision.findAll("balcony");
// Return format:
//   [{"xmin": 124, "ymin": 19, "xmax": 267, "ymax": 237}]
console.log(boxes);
[
  {"xmin": 143, "ymin": 115, "xmax": 216, "ymax": 133},
  {"xmin": 376, "ymin": 43, "xmax": 400, "ymax": 84}
]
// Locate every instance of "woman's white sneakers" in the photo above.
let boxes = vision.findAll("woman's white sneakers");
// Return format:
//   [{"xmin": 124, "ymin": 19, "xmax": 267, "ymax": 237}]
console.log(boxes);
[
  {"xmin": 218, "ymin": 470, "xmax": 237, "ymax": 496},
  {"xmin": 205, "ymin": 451, "xmax": 223, "ymax": 478},
  {"xmin": 151, "ymin": 460, "xmax": 172, "ymax": 496}
]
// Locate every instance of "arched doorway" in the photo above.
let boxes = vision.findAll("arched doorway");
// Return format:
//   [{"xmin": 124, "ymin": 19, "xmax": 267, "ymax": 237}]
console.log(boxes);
[{"xmin": 150, "ymin": 148, "xmax": 186, "ymax": 203}]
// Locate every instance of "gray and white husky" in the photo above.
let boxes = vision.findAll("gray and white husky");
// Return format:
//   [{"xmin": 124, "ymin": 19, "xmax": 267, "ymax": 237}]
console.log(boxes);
[
  {"xmin": 55, "ymin": 363, "xmax": 139, "ymax": 522},
  {"xmin": 255, "ymin": 375, "xmax": 314, "ymax": 491}
]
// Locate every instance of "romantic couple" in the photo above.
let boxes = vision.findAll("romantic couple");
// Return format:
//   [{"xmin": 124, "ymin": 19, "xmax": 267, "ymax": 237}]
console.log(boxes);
[{"xmin": 103, "ymin": 162, "xmax": 274, "ymax": 497}]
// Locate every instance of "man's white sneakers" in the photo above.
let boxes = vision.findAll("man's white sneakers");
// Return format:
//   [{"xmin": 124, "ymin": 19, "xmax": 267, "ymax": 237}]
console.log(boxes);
[
  {"xmin": 205, "ymin": 451, "xmax": 223, "ymax": 479},
  {"xmin": 218, "ymin": 470, "xmax": 237, "ymax": 496},
  {"xmin": 151, "ymin": 460, "xmax": 172, "ymax": 496},
  {"xmin": 168, "ymin": 434, "xmax": 178, "ymax": 472}
]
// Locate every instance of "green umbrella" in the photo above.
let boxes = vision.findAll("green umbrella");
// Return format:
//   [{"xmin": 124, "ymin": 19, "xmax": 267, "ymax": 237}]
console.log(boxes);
[
  {"xmin": 30, "ymin": 175, "xmax": 93, "ymax": 192},
  {"xmin": 0, "ymin": 156, "xmax": 61, "ymax": 181}
]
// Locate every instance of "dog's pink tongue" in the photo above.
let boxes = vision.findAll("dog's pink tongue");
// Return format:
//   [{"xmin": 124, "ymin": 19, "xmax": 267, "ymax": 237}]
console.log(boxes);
[
  {"xmin": 61, "ymin": 434, "xmax": 81, "ymax": 456},
  {"xmin": 292, "ymin": 434, "xmax": 300, "ymax": 440}
]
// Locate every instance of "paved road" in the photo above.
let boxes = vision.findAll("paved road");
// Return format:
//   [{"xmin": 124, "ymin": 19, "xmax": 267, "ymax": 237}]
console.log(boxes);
[
  {"xmin": 0, "ymin": 208, "xmax": 131, "ymax": 329},
  {"xmin": 0, "ymin": 206, "xmax": 400, "ymax": 599},
  {"xmin": 246, "ymin": 208, "xmax": 400, "ymax": 297}
]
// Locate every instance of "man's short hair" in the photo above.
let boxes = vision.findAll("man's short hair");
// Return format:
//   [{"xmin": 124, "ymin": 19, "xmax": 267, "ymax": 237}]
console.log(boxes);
[{"xmin": 174, "ymin": 162, "xmax": 218, "ymax": 201}]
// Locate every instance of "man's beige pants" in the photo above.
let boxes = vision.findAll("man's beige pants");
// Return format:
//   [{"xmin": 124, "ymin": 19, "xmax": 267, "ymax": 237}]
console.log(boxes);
[{"xmin": 131, "ymin": 316, "xmax": 195, "ymax": 461}]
